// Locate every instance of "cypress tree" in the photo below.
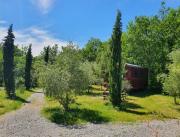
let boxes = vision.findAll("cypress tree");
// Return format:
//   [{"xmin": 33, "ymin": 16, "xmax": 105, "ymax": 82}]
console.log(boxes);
[
  {"xmin": 25, "ymin": 44, "xmax": 33, "ymax": 90},
  {"xmin": 44, "ymin": 46, "xmax": 50, "ymax": 65},
  {"xmin": 110, "ymin": 10, "xmax": 122, "ymax": 106},
  {"xmin": 3, "ymin": 24, "xmax": 15, "ymax": 98}
]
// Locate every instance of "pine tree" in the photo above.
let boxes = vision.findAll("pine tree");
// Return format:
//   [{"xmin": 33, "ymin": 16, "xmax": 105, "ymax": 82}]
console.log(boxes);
[
  {"xmin": 3, "ymin": 24, "xmax": 15, "ymax": 98},
  {"xmin": 44, "ymin": 46, "xmax": 50, "ymax": 65},
  {"xmin": 110, "ymin": 10, "xmax": 122, "ymax": 106},
  {"xmin": 25, "ymin": 44, "xmax": 33, "ymax": 90}
]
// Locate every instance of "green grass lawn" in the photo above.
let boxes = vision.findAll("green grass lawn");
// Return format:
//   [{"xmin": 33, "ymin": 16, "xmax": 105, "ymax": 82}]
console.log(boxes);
[
  {"xmin": 42, "ymin": 90, "xmax": 180, "ymax": 125},
  {"xmin": 0, "ymin": 88, "xmax": 33, "ymax": 116}
]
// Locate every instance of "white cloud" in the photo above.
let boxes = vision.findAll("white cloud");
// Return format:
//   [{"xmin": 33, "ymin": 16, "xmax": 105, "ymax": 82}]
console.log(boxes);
[
  {"xmin": 0, "ymin": 26, "xmax": 67, "ymax": 56},
  {"xmin": 0, "ymin": 20, "xmax": 7, "ymax": 25},
  {"xmin": 31, "ymin": 0, "xmax": 55, "ymax": 14}
]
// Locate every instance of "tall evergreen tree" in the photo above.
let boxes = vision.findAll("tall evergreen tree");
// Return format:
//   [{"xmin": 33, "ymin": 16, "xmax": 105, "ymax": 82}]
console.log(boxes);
[
  {"xmin": 110, "ymin": 11, "xmax": 122, "ymax": 106},
  {"xmin": 44, "ymin": 46, "xmax": 50, "ymax": 65},
  {"xmin": 3, "ymin": 24, "xmax": 15, "ymax": 98},
  {"xmin": 25, "ymin": 44, "xmax": 33, "ymax": 90},
  {"xmin": 158, "ymin": 1, "xmax": 169, "ymax": 20}
]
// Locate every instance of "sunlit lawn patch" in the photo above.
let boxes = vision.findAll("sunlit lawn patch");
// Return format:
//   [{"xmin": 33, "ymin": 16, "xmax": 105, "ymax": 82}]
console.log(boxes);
[
  {"xmin": 0, "ymin": 89, "xmax": 33, "ymax": 115},
  {"xmin": 42, "ymin": 90, "xmax": 180, "ymax": 125}
]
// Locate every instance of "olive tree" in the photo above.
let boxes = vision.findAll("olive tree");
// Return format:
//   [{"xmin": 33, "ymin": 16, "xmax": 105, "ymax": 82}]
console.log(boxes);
[
  {"xmin": 80, "ymin": 61, "xmax": 102, "ymax": 92},
  {"xmin": 41, "ymin": 44, "xmax": 88, "ymax": 111}
]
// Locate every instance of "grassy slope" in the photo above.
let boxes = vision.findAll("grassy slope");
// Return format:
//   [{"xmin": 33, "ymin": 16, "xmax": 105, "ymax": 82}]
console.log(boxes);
[
  {"xmin": 0, "ymin": 89, "xmax": 33, "ymax": 115},
  {"xmin": 42, "ymin": 89, "xmax": 180, "ymax": 125}
]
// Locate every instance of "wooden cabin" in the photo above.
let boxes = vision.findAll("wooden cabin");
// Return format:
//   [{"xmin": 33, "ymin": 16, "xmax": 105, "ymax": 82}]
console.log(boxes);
[{"xmin": 125, "ymin": 63, "xmax": 148, "ymax": 90}]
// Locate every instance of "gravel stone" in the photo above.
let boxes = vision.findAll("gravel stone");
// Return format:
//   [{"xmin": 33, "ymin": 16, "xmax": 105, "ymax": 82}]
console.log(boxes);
[{"xmin": 0, "ymin": 92, "xmax": 179, "ymax": 137}]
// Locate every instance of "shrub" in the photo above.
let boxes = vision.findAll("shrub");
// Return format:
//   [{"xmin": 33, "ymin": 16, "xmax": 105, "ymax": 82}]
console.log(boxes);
[
  {"xmin": 80, "ymin": 61, "xmax": 103, "ymax": 92},
  {"xmin": 121, "ymin": 80, "xmax": 132, "ymax": 101},
  {"xmin": 163, "ymin": 49, "xmax": 180, "ymax": 104},
  {"xmin": 40, "ymin": 45, "xmax": 88, "ymax": 111}
]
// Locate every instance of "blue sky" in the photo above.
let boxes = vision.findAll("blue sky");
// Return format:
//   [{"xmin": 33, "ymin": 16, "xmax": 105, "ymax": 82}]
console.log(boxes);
[{"xmin": 0, "ymin": 0, "xmax": 179, "ymax": 55}]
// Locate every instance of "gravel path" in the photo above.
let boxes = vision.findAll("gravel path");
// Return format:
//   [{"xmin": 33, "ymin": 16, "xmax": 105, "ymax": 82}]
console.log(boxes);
[{"xmin": 0, "ymin": 91, "xmax": 179, "ymax": 137}]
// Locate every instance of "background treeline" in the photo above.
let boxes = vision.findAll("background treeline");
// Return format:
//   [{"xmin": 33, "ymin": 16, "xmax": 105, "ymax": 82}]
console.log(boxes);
[
  {"xmin": 0, "ymin": 3, "xmax": 179, "ymax": 91},
  {"xmin": 0, "ymin": 43, "xmax": 58, "ymax": 88},
  {"xmin": 82, "ymin": 3, "xmax": 180, "ymax": 91}
]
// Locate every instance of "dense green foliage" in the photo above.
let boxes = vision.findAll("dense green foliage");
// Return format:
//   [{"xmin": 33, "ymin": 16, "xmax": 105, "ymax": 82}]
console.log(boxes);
[
  {"xmin": 80, "ymin": 61, "xmax": 102, "ymax": 90},
  {"xmin": 41, "ymin": 44, "xmax": 58, "ymax": 64},
  {"xmin": 44, "ymin": 46, "xmax": 50, "ymax": 65},
  {"xmin": 82, "ymin": 40, "xmax": 111, "ymax": 83},
  {"xmin": 40, "ymin": 44, "xmax": 88, "ymax": 111},
  {"xmin": 14, "ymin": 46, "xmax": 26, "ymax": 88},
  {"xmin": 25, "ymin": 45, "xmax": 33, "ymax": 90},
  {"xmin": 124, "ymin": 6, "xmax": 180, "ymax": 89},
  {"xmin": 109, "ymin": 11, "xmax": 122, "ymax": 106},
  {"xmin": 163, "ymin": 49, "xmax": 180, "ymax": 104},
  {"xmin": 49, "ymin": 44, "xmax": 59, "ymax": 64},
  {"xmin": 125, "ymin": 16, "xmax": 166, "ymax": 88},
  {"xmin": 3, "ymin": 25, "xmax": 15, "ymax": 98},
  {"xmin": 82, "ymin": 38, "xmax": 102, "ymax": 62},
  {"xmin": 96, "ymin": 41, "xmax": 111, "ymax": 82}
]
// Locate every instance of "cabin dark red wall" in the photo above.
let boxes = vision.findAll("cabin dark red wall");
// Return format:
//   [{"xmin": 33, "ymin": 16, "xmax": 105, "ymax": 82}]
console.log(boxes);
[{"xmin": 125, "ymin": 64, "xmax": 148, "ymax": 90}]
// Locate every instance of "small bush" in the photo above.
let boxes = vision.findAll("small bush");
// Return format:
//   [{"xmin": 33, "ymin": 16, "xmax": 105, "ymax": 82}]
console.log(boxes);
[
  {"xmin": 121, "ymin": 80, "xmax": 132, "ymax": 101},
  {"xmin": 163, "ymin": 49, "xmax": 180, "ymax": 104}
]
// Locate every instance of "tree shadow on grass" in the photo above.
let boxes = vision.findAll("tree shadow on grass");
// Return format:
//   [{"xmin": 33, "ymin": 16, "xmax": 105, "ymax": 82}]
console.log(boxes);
[
  {"xmin": 6, "ymin": 96, "xmax": 30, "ymax": 103},
  {"xmin": 82, "ymin": 91, "xmax": 102, "ymax": 97},
  {"xmin": 117, "ymin": 102, "xmax": 176, "ymax": 118},
  {"xmin": 104, "ymin": 100, "xmax": 146, "ymax": 116},
  {"xmin": 15, "ymin": 96, "xmax": 30, "ymax": 103},
  {"xmin": 117, "ymin": 102, "xmax": 149, "ymax": 115},
  {"xmin": 129, "ymin": 89, "xmax": 158, "ymax": 98},
  {"xmin": 121, "ymin": 109, "xmax": 148, "ymax": 115},
  {"xmin": 176, "ymin": 107, "xmax": 180, "ymax": 112},
  {"xmin": 44, "ymin": 107, "xmax": 110, "ymax": 125},
  {"xmin": 120, "ymin": 102, "xmax": 143, "ymax": 109}
]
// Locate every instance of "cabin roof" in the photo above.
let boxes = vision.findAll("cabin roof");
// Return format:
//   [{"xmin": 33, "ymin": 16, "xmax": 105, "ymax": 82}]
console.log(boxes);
[{"xmin": 126, "ymin": 63, "xmax": 144, "ymax": 68}]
